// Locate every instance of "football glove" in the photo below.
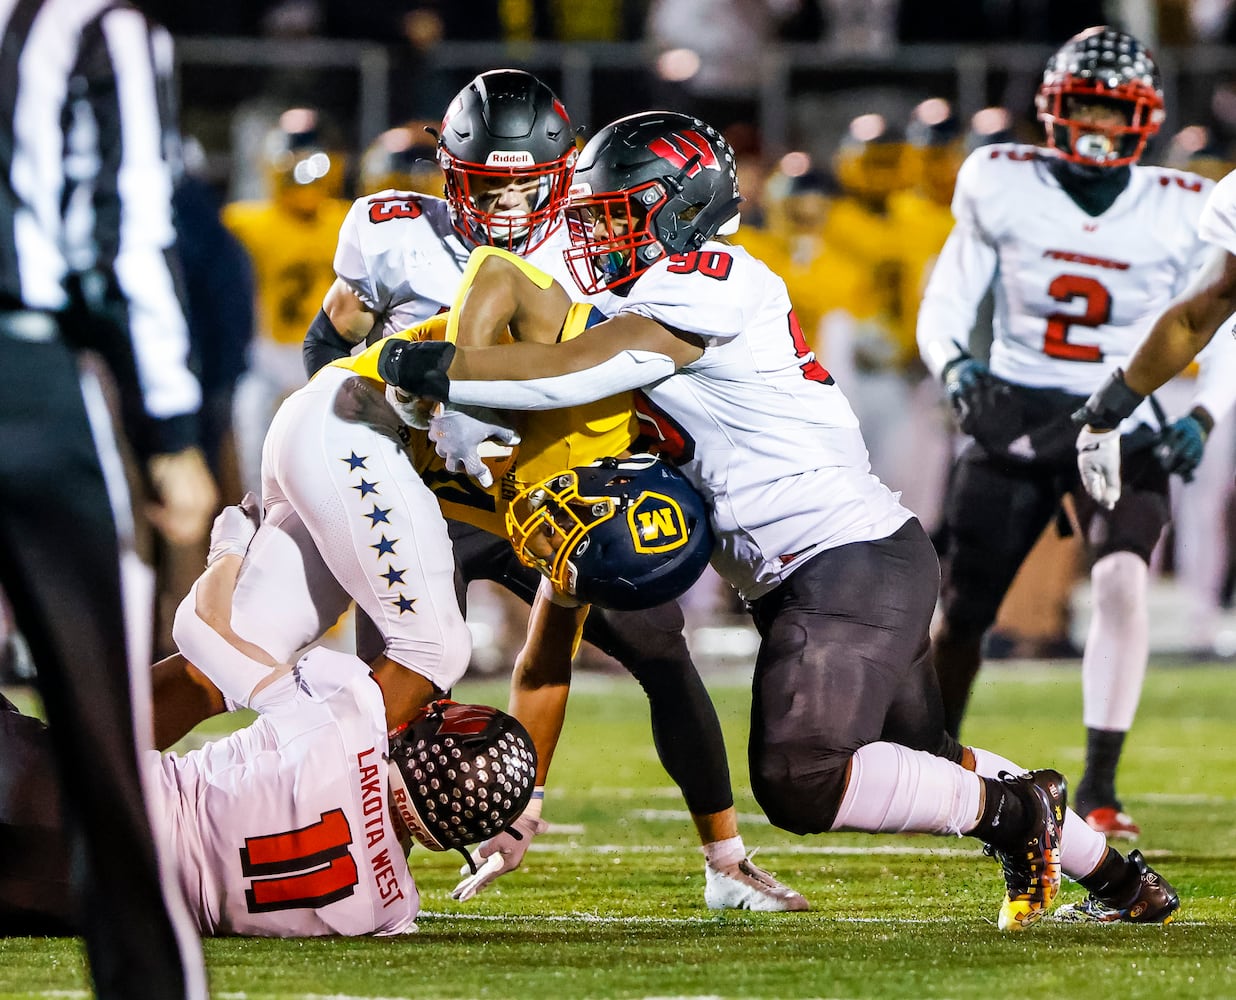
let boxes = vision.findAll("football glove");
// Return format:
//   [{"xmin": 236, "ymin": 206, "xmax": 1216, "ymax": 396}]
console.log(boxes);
[
  {"xmin": 449, "ymin": 812, "xmax": 549, "ymax": 902},
  {"xmin": 377, "ymin": 339, "xmax": 455, "ymax": 401},
  {"xmin": 1155, "ymin": 411, "xmax": 1211, "ymax": 483},
  {"xmin": 941, "ymin": 356, "xmax": 989, "ymax": 432},
  {"xmin": 206, "ymin": 492, "xmax": 262, "ymax": 566},
  {"xmin": 1077, "ymin": 425, "xmax": 1122, "ymax": 510},
  {"xmin": 428, "ymin": 404, "xmax": 521, "ymax": 489}
]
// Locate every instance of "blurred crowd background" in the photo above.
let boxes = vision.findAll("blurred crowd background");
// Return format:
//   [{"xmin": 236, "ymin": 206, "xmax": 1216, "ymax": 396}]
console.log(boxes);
[{"xmin": 10, "ymin": 0, "xmax": 1236, "ymax": 681}]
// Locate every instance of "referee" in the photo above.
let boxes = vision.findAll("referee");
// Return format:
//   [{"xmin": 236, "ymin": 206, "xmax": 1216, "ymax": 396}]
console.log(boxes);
[{"xmin": 0, "ymin": 1, "xmax": 214, "ymax": 997}]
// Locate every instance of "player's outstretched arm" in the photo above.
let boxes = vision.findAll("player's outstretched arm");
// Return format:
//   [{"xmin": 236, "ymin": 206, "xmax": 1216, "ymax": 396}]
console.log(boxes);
[{"xmin": 1124, "ymin": 248, "xmax": 1236, "ymax": 396}]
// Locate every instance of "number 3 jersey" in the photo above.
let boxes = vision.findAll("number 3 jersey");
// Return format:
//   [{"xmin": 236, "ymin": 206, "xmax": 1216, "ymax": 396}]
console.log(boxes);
[
  {"xmin": 917, "ymin": 143, "xmax": 1213, "ymax": 399},
  {"xmin": 145, "ymin": 648, "xmax": 418, "ymax": 937}
]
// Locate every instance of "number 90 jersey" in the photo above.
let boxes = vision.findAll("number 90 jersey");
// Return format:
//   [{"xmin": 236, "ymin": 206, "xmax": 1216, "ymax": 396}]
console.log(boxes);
[{"xmin": 918, "ymin": 143, "xmax": 1212, "ymax": 395}]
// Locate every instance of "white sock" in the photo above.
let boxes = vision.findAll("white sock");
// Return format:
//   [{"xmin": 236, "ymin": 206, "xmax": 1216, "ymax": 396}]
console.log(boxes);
[
  {"xmin": 968, "ymin": 746, "xmax": 1108, "ymax": 880},
  {"xmin": 829, "ymin": 742, "xmax": 981, "ymax": 836},
  {"xmin": 1082, "ymin": 552, "xmax": 1149, "ymax": 731},
  {"xmin": 703, "ymin": 835, "xmax": 746, "ymax": 868}
]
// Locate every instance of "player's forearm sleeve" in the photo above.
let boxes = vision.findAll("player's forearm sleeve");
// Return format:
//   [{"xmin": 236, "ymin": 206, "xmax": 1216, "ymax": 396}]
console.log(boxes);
[
  {"xmin": 447, "ymin": 350, "xmax": 677, "ymax": 410},
  {"xmin": 303, "ymin": 308, "xmax": 355, "ymax": 377}
]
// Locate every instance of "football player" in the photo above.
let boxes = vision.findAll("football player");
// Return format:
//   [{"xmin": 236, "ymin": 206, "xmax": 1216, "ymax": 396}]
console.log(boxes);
[
  {"xmin": 225, "ymin": 108, "xmax": 353, "ymax": 495},
  {"xmin": 171, "ymin": 70, "xmax": 808, "ymax": 912},
  {"xmin": 917, "ymin": 26, "xmax": 1236, "ymax": 838},
  {"xmin": 372, "ymin": 110, "xmax": 1180, "ymax": 929},
  {"xmin": 1076, "ymin": 166, "xmax": 1236, "ymax": 520},
  {"xmin": 0, "ymin": 502, "xmax": 536, "ymax": 937}
]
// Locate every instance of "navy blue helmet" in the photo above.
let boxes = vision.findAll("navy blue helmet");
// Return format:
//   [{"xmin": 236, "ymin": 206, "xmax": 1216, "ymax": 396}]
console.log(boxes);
[{"xmin": 505, "ymin": 454, "xmax": 714, "ymax": 611}]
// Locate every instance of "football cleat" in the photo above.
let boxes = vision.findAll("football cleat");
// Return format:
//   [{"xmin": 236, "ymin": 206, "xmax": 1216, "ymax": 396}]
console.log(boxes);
[
  {"xmin": 1053, "ymin": 851, "xmax": 1179, "ymax": 924},
  {"xmin": 704, "ymin": 856, "xmax": 810, "ymax": 912},
  {"xmin": 984, "ymin": 769, "xmax": 1066, "ymax": 931},
  {"xmin": 1083, "ymin": 806, "xmax": 1141, "ymax": 840}
]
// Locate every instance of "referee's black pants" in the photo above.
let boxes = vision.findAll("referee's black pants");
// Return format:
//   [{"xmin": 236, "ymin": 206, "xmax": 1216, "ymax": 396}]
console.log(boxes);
[{"xmin": 0, "ymin": 323, "xmax": 197, "ymax": 997}]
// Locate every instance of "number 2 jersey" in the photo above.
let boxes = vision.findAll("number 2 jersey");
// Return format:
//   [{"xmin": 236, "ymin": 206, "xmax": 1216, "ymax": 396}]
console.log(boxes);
[
  {"xmin": 917, "ymin": 143, "xmax": 1220, "ymax": 413},
  {"xmin": 145, "ymin": 647, "xmax": 418, "ymax": 937}
]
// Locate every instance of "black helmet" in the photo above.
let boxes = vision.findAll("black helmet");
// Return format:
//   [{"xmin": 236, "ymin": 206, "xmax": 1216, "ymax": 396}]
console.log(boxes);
[
  {"xmin": 1035, "ymin": 26, "xmax": 1164, "ymax": 168},
  {"xmin": 437, "ymin": 69, "xmax": 576, "ymax": 252},
  {"xmin": 563, "ymin": 111, "xmax": 742, "ymax": 295},
  {"xmin": 505, "ymin": 454, "xmax": 714, "ymax": 611},
  {"xmin": 387, "ymin": 700, "xmax": 538, "ymax": 857}
]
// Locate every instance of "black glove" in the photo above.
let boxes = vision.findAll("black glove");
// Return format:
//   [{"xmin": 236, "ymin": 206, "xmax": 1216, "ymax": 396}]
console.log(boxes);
[
  {"xmin": 941, "ymin": 356, "xmax": 990, "ymax": 434},
  {"xmin": 377, "ymin": 339, "xmax": 456, "ymax": 402},
  {"xmin": 1155, "ymin": 409, "xmax": 1212, "ymax": 482}
]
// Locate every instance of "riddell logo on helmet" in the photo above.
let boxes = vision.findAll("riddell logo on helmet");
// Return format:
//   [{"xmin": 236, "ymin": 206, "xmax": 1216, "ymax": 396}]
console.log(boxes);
[
  {"xmin": 648, "ymin": 132, "xmax": 719, "ymax": 177},
  {"xmin": 485, "ymin": 150, "xmax": 535, "ymax": 167}
]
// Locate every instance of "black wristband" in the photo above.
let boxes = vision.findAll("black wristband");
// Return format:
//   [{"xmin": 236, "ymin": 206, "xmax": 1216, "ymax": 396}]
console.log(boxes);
[
  {"xmin": 1189, "ymin": 405, "xmax": 1215, "ymax": 436},
  {"xmin": 1074, "ymin": 368, "xmax": 1145, "ymax": 430},
  {"xmin": 303, "ymin": 309, "xmax": 356, "ymax": 377},
  {"xmin": 377, "ymin": 339, "xmax": 456, "ymax": 401}
]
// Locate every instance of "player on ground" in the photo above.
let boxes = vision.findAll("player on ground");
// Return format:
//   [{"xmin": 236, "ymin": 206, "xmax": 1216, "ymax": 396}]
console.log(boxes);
[
  {"xmin": 373, "ymin": 109, "xmax": 1180, "ymax": 929},
  {"xmin": 0, "ymin": 501, "xmax": 536, "ymax": 937},
  {"xmin": 916, "ymin": 26, "xmax": 1236, "ymax": 838},
  {"xmin": 299, "ymin": 69, "xmax": 807, "ymax": 910}
]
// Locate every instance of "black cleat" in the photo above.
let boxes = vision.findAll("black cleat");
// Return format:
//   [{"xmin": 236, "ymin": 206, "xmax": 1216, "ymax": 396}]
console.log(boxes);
[
  {"xmin": 984, "ymin": 769, "xmax": 1067, "ymax": 931},
  {"xmin": 1054, "ymin": 850, "xmax": 1180, "ymax": 924}
]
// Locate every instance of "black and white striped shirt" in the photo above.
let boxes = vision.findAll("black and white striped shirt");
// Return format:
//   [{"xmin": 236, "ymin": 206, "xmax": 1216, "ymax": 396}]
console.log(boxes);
[{"xmin": 0, "ymin": 0, "xmax": 199, "ymax": 454}]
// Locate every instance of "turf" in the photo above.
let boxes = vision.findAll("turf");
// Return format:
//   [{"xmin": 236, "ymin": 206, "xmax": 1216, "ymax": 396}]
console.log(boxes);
[{"xmin": 2, "ymin": 659, "xmax": 1234, "ymax": 999}]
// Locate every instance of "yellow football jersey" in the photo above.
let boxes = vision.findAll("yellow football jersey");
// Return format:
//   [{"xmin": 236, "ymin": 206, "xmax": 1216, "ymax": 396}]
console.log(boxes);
[
  {"xmin": 223, "ymin": 198, "xmax": 352, "ymax": 346},
  {"xmin": 731, "ymin": 227, "xmax": 878, "ymax": 355},
  {"xmin": 887, "ymin": 188, "xmax": 957, "ymax": 358},
  {"xmin": 331, "ymin": 302, "xmax": 640, "ymax": 539}
]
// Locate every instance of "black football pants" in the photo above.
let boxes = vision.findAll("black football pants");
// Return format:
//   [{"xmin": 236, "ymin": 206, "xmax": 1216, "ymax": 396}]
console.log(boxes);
[{"xmin": 747, "ymin": 518, "xmax": 960, "ymax": 834}]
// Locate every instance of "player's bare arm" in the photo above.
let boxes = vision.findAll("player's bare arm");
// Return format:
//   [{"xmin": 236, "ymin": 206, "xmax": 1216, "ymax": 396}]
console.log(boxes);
[
  {"xmin": 323, "ymin": 278, "xmax": 378, "ymax": 342},
  {"xmin": 508, "ymin": 583, "xmax": 585, "ymax": 785},
  {"xmin": 450, "ymin": 310, "xmax": 703, "ymax": 385},
  {"xmin": 450, "ymin": 250, "xmax": 573, "ymax": 348},
  {"xmin": 1123, "ymin": 248, "xmax": 1236, "ymax": 395}
]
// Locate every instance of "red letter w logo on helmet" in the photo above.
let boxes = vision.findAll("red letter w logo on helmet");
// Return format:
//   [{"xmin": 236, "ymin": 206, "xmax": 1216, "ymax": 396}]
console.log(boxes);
[{"xmin": 648, "ymin": 131, "xmax": 719, "ymax": 177}]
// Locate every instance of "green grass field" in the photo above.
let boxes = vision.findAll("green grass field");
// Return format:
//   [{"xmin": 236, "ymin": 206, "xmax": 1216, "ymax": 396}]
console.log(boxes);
[{"xmin": 2, "ymin": 659, "xmax": 1235, "ymax": 999}]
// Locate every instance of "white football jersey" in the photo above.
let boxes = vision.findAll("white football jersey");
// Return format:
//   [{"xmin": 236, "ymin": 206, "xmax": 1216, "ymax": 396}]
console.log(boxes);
[
  {"xmin": 1198, "ymin": 168, "xmax": 1236, "ymax": 256},
  {"xmin": 918, "ymin": 144, "xmax": 1213, "ymax": 397},
  {"xmin": 333, "ymin": 192, "xmax": 605, "ymax": 337},
  {"xmin": 147, "ymin": 648, "xmax": 418, "ymax": 938},
  {"xmin": 621, "ymin": 242, "xmax": 912, "ymax": 600}
]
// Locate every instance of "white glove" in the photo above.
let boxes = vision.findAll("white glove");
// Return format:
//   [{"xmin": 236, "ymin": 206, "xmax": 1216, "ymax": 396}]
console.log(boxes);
[
  {"xmin": 1077, "ymin": 425, "xmax": 1122, "ymax": 510},
  {"xmin": 206, "ymin": 492, "xmax": 262, "ymax": 566},
  {"xmin": 428, "ymin": 404, "xmax": 521, "ymax": 489},
  {"xmin": 385, "ymin": 384, "xmax": 434, "ymax": 430},
  {"xmin": 450, "ymin": 812, "xmax": 549, "ymax": 902}
]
